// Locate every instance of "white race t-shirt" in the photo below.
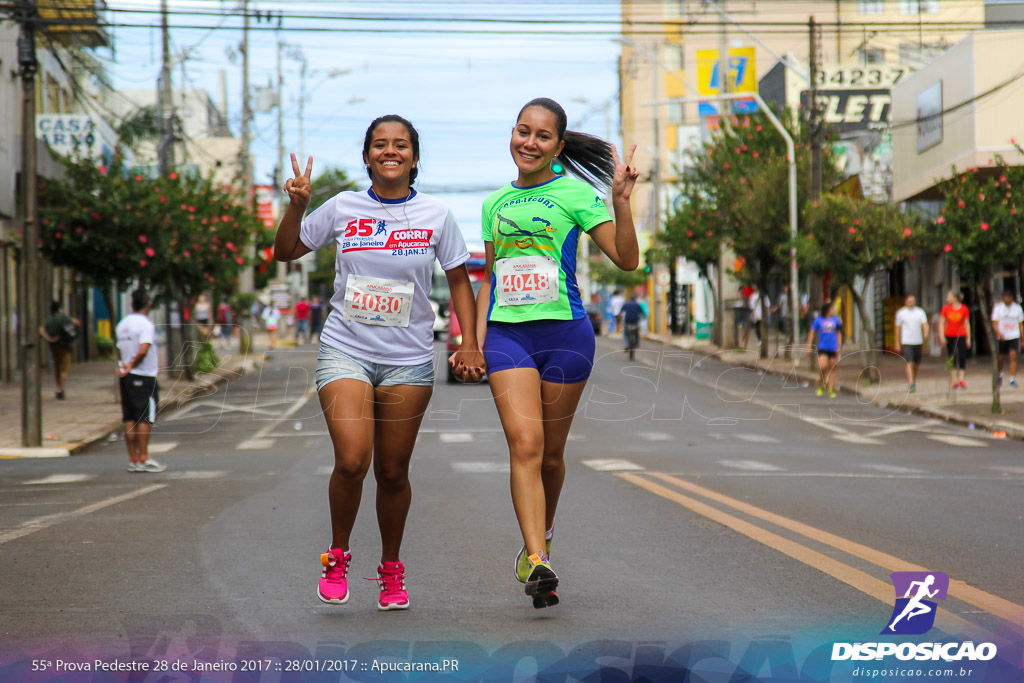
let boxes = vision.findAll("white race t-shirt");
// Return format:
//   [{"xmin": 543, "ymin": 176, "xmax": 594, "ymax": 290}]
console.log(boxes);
[
  {"xmin": 895, "ymin": 306, "xmax": 928, "ymax": 345},
  {"xmin": 991, "ymin": 301, "xmax": 1024, "ymax": 340},
  {"xmin": 115, "ymin": 312, "xmax": 158, "ymax": 377},
  {"xmin": 300, "ymin": 188, "xmax": 470, "ymax": 365}
]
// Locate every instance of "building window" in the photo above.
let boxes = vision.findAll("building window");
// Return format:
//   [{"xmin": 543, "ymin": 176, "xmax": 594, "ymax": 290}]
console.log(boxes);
[
  {"xmin": 668, "ymin": 102, "xmax": 685, "ymax": 125},
  {"xmin": 858, "ymin": 0, "xmax": 885, "ymax": 14},
  {"xmin": 899, "ymin": 0, "xmax": 939, "ymax": 14},
  {"xmin": 860, "ymin": 47, "xmax": 886, "ymax": 64},
  {"xmin": 664, "ymin": 44, "xmax": 684, "ymax": 72}
]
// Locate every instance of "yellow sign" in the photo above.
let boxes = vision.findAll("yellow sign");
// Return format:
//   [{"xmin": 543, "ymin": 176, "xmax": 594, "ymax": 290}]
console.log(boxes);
[{"xmin": 696, "ymin": 47, "xmax": 758, "ymax": 96}]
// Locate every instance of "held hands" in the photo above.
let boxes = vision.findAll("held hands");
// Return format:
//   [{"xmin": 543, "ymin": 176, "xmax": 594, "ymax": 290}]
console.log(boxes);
[
  {"xmin": 449, "ymin": 345, "xmax": 486, "ymax": 383},
  {"xmin": 611, "ymin": 144, "xmax": 640, "ymax": 202},
  {"xmin": 283, "ymin": 153, "xmax": 313, "ymax": 210}
]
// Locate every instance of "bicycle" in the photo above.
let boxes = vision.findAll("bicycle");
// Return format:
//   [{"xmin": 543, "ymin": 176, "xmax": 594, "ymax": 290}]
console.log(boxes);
[{"xmin": 624, "ymin": 322, "xmax": 640, "ymax": 361}]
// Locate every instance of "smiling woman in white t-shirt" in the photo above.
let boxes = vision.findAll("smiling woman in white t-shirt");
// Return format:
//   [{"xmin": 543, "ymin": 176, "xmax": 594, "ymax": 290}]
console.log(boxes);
[{"xmin": 273, "ymin": 115, "xmax": 485, "ymax": 612}]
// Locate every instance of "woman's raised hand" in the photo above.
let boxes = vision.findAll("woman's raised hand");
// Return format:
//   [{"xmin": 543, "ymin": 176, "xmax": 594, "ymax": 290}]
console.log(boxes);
[
  {"xmin": 284, "ymin": 153, "xmax": 313, "ymax": 210},
  {"xmin": 611, "ymin": 144, "xmax": 639, "ymax": 201}
]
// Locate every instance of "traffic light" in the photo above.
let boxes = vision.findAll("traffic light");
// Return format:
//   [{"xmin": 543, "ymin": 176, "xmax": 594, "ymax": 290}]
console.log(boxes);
[{"xmin": 643, "ymin": 249, "xmax": 654, "ymax": 275}]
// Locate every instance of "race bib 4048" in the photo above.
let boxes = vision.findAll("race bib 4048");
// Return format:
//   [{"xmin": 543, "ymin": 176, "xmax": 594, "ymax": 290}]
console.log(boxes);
[
  {"xmin": 495, "ymin": 255, "xmax": 560, "ymax": 307},
  {"xmin": 343, "ymin": 274, "xmax": 414, "ymax": 327}
]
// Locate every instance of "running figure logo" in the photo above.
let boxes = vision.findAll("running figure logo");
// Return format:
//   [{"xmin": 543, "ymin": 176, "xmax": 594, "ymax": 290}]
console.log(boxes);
[
  {"xmin": 375, "ymin": 220, "xmax": 388, "ymax": 237},
  {"xmin": 882, "ymin": 571, "xmax": 949, "ymax": 635}
]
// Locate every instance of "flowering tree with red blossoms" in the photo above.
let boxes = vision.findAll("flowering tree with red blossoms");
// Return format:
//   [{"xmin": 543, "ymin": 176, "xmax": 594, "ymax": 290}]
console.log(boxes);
[{"xmin": 930, "ymin": 152, "xmax": 1024, "ymax": 411}]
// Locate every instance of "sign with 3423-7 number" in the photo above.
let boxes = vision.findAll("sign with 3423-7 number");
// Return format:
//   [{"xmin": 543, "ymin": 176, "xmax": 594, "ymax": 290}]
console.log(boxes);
[{"xmin": 813, "ymin": 65, "xmax": 909, "ymax": 89}]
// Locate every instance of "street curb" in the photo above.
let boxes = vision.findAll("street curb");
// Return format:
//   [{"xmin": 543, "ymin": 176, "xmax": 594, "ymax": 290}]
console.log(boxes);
[
  {"xmin": 1, "ymin": 353, "xmax": 267, "ymax": 459},
  {"xmin": 644, "ymin": 333, "xmax": 1023, "ymax": 443}
]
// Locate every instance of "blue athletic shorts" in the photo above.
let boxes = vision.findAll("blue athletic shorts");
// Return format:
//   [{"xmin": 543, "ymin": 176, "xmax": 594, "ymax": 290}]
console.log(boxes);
[
  {"xmin": 484, "ymin": 317, "xmax": 595, "ymax": 384},
  {"xmin": 316, "ymin": 343, "xmax": 434, "ymax": 391}
]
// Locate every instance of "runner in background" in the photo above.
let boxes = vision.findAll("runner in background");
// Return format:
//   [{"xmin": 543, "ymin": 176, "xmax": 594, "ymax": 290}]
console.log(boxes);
[
  {"xmin": 807, "ymin": 301, "xmax": 843, "ymax": 398},
  {"xmin": 476, "ymin": 97, "xmax": 639, "ymax": 609},
  {"xmin": 991, "ymin": 290, "xmax": 1024, "ymax": 388},
  {"xmin": 894, "ymin": 294, "xmax": 928, "ymax": 392},
  {"xmin": 940, "ymin": 291, "xmax": 971, "ymax": 389},
  {"xmin": 274, "ymin": 115, "xmax": 484, "ymax": 612}
]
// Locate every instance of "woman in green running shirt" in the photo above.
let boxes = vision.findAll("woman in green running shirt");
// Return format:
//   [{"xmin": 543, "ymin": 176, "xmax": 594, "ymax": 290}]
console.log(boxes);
[{"xmin": 475, "ymin": 97, "xmax": 639, "ymax": 608}]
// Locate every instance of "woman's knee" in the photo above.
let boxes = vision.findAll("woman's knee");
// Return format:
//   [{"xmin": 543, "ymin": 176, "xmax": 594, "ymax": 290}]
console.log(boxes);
[
  {"xmin": 507, "ymin": 431, "xmax": 544, "ymax": 464},
  {"xmin": 331, "ymin": 454, "xmax": 371, "ymax": 482},
  {"xmin": 374, "ymin": 462, "xmax": 411, "ymax": 492},
  {"xmin": 541, "ymin": 451, "xmax": 565, "ymax": 476}
]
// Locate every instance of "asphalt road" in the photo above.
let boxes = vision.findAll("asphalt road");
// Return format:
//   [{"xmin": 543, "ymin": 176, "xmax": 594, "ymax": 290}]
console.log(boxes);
[{"xmin": 1, "ymin": 338, "xmax": 1021, "ymax": 680}]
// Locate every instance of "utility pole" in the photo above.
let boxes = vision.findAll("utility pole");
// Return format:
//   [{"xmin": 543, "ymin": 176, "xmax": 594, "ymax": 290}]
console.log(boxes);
[
  {"xmin": 297, "ymin": 58, "xmax": 307, "ymax": 160},
  {"xmin": 18, "ymin": 0, "xmax": 41, "ymax": 447},
  {"xmin": 238, "ymin": 0, "xmax": 255, "ymax": 355},
  {"xmin": 809, "ymin": 17, "xmax": 822, "ymax": 203},
  {"xmin": 715, "ymin": 0, "xmax": 730, "ymax": 349},
  {"xmin": 275, "ymin": 30, "xmax": 287, "ymax": 283},
  {"xmin": 649, "ymin": 42, "xmax": 665, "ymax": 337}
]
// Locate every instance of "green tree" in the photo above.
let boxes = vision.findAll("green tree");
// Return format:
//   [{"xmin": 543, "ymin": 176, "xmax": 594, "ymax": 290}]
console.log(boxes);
[
  {"xmin": 660, "ymin": 191, "xmax": 722, "ymax": 325},
  {"xmin": 590, "ymin": 258, "xmax": 647, "ymax": 290},
  {"xmin": 930, "ymin": 156, "xmax": 1024, "ymax": 412},
  {"xmin": 800, "ymin": 195, "xmax": 923, "ymax": 379}
]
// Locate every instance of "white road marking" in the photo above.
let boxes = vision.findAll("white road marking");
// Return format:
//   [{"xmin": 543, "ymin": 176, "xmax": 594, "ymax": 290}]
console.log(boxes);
[
  {"xmin": 865, "ymin": 420, "xmax": 941, "ymax": 438},
  {"xmin": 833, "ymin": 434, "xmax": 885, "ymax": 445},
  {"xmin": 567, "ymin": 433, "xmax": 585, "ymax": 441},
  {"xmin": 22, "ymin": 474, "xmax": 94, "ymax": 485},
  {"xmin": 636, "ymin": 431, "xmax": 673, "ymax": 441},
  {"xmin": 734, "ymin": 434, "xmax": 781, "ymax": 443},
  {"xmin": 161, "ymin": 470, "xmax": 228, "ymax": 480},
  {"xmin": 252, "ymin": 387, "xmax": 317, "ymax": 439},
  {"xmin": 164, "ymin": 399, "xmax": 286, "ymax": 421},
  {"xmin": 990, "ymin": 465, "xmax": 1024, "ymax": 475},
  {"xmin": 238, "ymin": 438, "xmax": 276, "ymax": 450},
  {"xmin": 719, "ymin": 460, "xmax": 785, "ymax": 472},
  {"xmin": 451, "ymin": 462, "xmax": 510, "ymax": 474},
  {"xmin": 927, "ymin": 435, "xmax": 987, "ymax": 448},
  {"xmin": 0, "ymin": 447, "xmax": 70, "ymax": 458},
  {"xmin": 439, "ymin": 433, "xmax": 475, "ymax": 444},
  {"xmin": 582, "ymin": 458, "xmax": 646, "ymax": 472},
  {"xmin": 861, "ymin": 464, "xmax": 924, "ymax": 474},
  {"xmin": 147, "ymin": 442, "xmax": 178, "ymax": 454},
  {"xmin": 316, "ymin": 465, "xmax": 333, "ymax": 476},
  {"xmin": 0, "ymin": 484, "xmax": 166, "ymax": 545}
]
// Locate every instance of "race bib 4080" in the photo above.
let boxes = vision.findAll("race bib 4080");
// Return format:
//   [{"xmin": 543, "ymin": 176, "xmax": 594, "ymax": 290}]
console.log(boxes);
[{"xmin": 343, "ymin": 274, "xmax": 414, "ymax": 327}]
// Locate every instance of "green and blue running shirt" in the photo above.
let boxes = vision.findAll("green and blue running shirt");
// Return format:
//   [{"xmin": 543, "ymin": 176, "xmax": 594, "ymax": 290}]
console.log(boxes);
[{"xmin": 482, "ymin": 176, "xmax": 610, "ymax": 322}]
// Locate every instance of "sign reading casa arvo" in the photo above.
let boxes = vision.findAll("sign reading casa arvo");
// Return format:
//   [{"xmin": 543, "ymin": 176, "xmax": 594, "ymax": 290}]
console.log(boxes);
[{"xmin": 916, "ymin": 81, "xmax": 943, "ymax": 153}]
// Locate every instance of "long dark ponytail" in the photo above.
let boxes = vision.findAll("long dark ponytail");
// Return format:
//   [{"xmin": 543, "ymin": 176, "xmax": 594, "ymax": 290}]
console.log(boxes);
[{"xmin": 517, "ymin": 97, "xmax": 614, "ymax": 189}]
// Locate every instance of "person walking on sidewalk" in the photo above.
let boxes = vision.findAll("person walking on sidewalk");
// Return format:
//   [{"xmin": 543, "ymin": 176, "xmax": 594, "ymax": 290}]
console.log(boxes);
[
  {"xmin": 39, "ymin": 301, "xmax": 80, "ymax": 400},
  {"xmin": 940, "ymin": 290, "xmax": 971, "ymax": 389},
  {"xmin": 310, "ymin": 295, "xmax": 324, "ymax": 343},
  {"xmin": 115, "ymin": 289, "xmax": 166, "ymax": 473},
  {"xmin": 807, "ymin": 301, "xmax": 843, "ymax": 398},
  {"xmin": 894, "ymin": 294, "xmax": 929, "ymax": 392},
  {"xmin": 476, "ymin": 97, "xmax": 639, "ymax": 609},
  {"xmin": 991, "ymin": 290, "xmax": 1024, "ymax": 388},
  {"xmin": 294, "ymin": 296, "xmax": 311, "ymax": 344},
  {"xmin": 274, "ymin": 115, "xmax": 484, "ymax": 612}
]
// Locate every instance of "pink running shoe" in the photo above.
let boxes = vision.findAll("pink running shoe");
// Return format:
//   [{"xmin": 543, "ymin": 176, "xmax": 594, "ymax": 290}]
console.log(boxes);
[
  {"xmin": 369, "ymin": 561, "xmax": 409, "ymax": 611},
  {"xmin": 318, "ymin": 548, "xmax": 351, "ymax": 605}
]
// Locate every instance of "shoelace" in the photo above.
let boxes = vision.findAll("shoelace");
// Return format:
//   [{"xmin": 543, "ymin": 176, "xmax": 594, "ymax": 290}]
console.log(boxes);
[
  {"xmin": 364, "ymin": 567, "xmax": 406, "ymax": 593},
  {"xmin": 324, "ymin": 553, "xmax": 349, "ymax": 582}
]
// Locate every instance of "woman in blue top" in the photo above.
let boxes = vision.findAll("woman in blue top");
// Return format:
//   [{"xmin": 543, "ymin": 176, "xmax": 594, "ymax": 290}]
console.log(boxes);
[{"xmin": 806, "ymin": 301, "xmax": 843, "ymax": 398}]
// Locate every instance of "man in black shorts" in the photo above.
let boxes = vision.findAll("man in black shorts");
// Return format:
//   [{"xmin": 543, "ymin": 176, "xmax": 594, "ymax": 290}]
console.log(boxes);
[{"xmin": 115, "ymin": 290, "xmax": 166, "ymax": 473}]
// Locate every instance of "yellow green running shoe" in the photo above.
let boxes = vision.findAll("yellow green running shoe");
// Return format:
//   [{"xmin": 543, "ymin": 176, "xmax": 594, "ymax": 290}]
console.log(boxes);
[
  {"xmin": 514, "ymin": 534, "xmax": 552, "ymax": 583},
  {"xmin": 524, "ymin": 553, "xmax": 559, "ymax": 609}
]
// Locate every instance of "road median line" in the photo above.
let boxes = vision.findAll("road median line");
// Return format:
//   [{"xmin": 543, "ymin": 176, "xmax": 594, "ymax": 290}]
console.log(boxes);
[
  {"xmin": 616, "ymin": 471, "xmax": 1001, "ymax": 642},
  {"xmin": 645, "ymin": 471, "xmax": 1024, "ymax": 635}
]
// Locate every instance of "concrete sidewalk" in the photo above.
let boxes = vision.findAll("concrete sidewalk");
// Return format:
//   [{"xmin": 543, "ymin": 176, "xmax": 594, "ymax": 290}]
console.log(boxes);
[
  {"xmin": 645, "ymin": 331, "xmax": 1024, "ymax": 441},
  {"xmin": 0, "ymin": 337, "xmax": 267, "ymax": 458}
]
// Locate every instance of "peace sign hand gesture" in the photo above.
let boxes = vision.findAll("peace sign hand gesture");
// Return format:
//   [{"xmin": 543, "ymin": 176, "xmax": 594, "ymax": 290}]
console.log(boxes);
[
  {"xmin": 611, "ymin": 144, "xmax": 639, "ymax": 202},
  {"xmin": 283, "ymin": 153, "xmax": 313, "ymax": 210}
]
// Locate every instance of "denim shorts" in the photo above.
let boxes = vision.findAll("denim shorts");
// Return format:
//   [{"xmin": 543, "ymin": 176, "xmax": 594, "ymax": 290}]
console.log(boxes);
[{"xmin": 316, "ymin": 343, "xmax": 435, "ymax": 391}]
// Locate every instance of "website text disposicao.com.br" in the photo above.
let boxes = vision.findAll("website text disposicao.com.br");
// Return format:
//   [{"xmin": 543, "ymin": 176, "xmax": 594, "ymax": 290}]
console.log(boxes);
[{"xmin": 850, "ymin": 665, "xmax": 981, "ymax": 679}]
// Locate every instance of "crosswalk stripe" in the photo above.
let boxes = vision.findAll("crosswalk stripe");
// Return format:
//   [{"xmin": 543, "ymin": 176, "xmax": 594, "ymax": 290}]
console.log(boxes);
[
  {"xmin": 635, "ymin": 432, "xmax": 672, "ymax": 441},
  {"xmin": 22, "ymin": 474, "xmax": 94, "ymax": 485},
  {"xmin": 990, "ymin": 465, "xmax": 1024, "ymax": 475},
  {"xmin": 439, "ymin": 433, "xmax": 475, "ymax": 444},
  {"xmin": 833, "ymin": 434, "xmax": 885, "ymax": 445},
  {"xmin": 238, "ymin": 438, "xmax": 276, "ymax": 450},
  {"xmin": 451, "ymin": 462, "xmax": 510, "ymax": 473},
  {"xmin": 582, "ymin": 458, "xmax": 646, "ymax": 472},
  {"xmin": 927, "ymin": 434, "xmax": 987, "ymax": 448},
  {"xmin": 719, "ymin": 460, "xmax": 785, "ymax": 472},
  {"xmin": 861, "ymin": 464, "xmax": 924, "ymax": 474},
  {"xmin": 147, "ymin": 442, "xmax": 178, "ymax": 454},
  {"xmin": 734, "ymin": 434, "xmax": 781, "ymax": 443},
  {"xmin": 162, "ymin": 470, "xmax": 229, "ymax": 480}
]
